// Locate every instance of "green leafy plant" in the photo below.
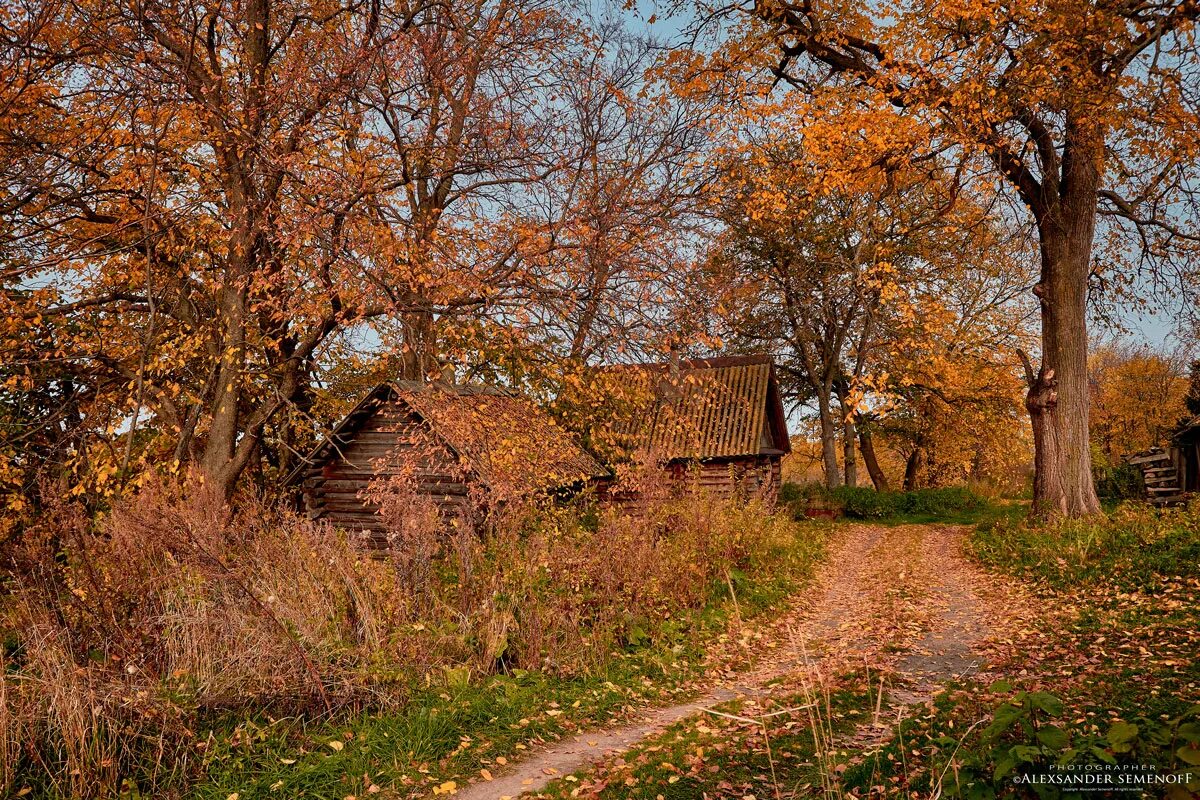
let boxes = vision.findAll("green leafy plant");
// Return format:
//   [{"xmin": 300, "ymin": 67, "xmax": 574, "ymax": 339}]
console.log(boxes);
[{"xmin": 929, "ymin": 686, "xmax": 1200, "ymax": 800}]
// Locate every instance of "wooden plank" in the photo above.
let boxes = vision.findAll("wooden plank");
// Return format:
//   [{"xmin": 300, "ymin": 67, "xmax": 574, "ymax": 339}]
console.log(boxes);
[
  {"xmin": 312, "ymin": 478, "xmax": 466, "ymax": 493},
  {"xmin": 322, "ymin": 466, "xmax": 462, "ymax": 479}
]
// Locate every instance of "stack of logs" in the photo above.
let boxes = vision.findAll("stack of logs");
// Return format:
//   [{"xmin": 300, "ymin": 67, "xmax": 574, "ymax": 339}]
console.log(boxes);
[{"xmin": 1126, "ymin": 447, "xmax": 1186, "ymax": 506}]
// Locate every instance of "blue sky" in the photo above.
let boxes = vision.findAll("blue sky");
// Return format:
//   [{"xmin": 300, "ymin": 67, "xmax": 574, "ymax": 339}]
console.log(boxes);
[{"xmin": 593, "ymin": 0, "xmax": 1194, "ymax": 352}]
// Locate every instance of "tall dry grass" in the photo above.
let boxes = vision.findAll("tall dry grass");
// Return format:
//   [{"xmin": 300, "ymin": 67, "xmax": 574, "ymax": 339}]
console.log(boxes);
[{"xmin": 0, "ymin": 472, "xmax": 805, "ymax": 796}]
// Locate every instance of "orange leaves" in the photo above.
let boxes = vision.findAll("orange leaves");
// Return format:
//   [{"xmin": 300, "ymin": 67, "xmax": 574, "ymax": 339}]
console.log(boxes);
[{"xmin": 1088, "ymin": 343, "xmax": 1190, "ymax": 464}]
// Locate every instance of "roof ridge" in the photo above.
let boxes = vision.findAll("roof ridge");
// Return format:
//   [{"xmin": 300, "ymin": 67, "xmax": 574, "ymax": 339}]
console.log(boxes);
[{"xmin": 603, "ymin": 353, "xmax": 776, "ymax": 371}]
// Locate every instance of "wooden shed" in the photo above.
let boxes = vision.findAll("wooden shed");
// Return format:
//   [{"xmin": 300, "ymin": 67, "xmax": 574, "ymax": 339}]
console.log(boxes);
[
  {"xmin": 1174, "ymin": 417, "xmax": 1200, "ymax": 494},
  {"xmin": 600, "ymin": 355, "xmax": 791, "ymax": 505},
  {"xmin": 1125, "ymin": 417, "xmax": 1200, "ymax": 505},
  {"xmin": 288, "ymin": 381, "xmax": 608, "ymax": 537}
]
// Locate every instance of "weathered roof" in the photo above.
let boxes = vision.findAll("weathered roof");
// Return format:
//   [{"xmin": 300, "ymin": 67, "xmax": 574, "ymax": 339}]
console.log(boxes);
[
  {"xmin": 602, "ymin": 355, "xmax": 791, "ymax": 460},
  {"xmin": 1174, "ymin": 414, "xmax": 1200, "ymax": 444},
  {"xmin": 289, "ymin": 381, "xmax": 608, "ymax": 494}
]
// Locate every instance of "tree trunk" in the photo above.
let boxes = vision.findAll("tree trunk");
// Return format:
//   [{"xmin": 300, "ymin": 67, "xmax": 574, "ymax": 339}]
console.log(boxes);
[
  {"xmin": 399, "ymin": 309, "xmax": 436, "ymax": 381},
  {"xmin": 816, "ymin": 391, "xmax": 842, "ymax": 488},
  {"xmin": 903, "ymin": 441, "xmax": 925, "ymax": 491},
  {"xmin": 200, "ymin": 283, "xmax": 249, "ymax": 500},
  {"xmin": 842, "ymin": 413, "xmax": 857, "ymax": 487},
  {"xmin": 1027, "ymin": 128, "xmax": 1102, "ymax": 519},
  {"xmin": 858, "ymin": 424, "xmax": 889, "ymax": 491}
]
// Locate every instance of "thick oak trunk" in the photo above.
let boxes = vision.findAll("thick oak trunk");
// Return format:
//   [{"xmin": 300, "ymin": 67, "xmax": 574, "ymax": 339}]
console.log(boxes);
[
  {"xmin": 1027, "ymin": 126, "xmax": 1103, "ymax": 519},
  {"xmin": 1028, "ymin": 226, "xmax": 1102, "ymax": 518}
]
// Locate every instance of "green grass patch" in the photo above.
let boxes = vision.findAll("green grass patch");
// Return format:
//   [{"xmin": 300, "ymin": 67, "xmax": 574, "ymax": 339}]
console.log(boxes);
[
  {"xmin": 969, "ymin": 501, "xmax": 1200, "ymax": 591},
  {"xmin": 190, "ymin": 659, "xmax": 668, "ymax": 799},
  {"xmin": 781, "ymin": 483, "xmax": 1019, "ymax": 525}
]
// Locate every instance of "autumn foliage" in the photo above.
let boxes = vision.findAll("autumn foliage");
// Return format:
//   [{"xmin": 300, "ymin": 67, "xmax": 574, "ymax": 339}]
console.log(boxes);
[{"xmin": 0, "ymin": 474, "xmax": 810, "ymax": 795}]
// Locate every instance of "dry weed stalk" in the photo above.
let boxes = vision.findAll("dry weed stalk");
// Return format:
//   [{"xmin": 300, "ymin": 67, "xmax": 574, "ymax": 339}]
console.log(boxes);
[{"xmin": 0, "ymin": 469, "xmax": 798, "ymax": 795}]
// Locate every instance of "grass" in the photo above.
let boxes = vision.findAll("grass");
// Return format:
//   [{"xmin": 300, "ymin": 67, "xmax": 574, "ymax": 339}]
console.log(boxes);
[
  {"xmin": 969, "ymin": 500, "xmax": 1200, "ymax": 590},
  {"xmin": 780, "ymin": 483, "xmax": 1023, "ymax": 526},
  {"xmin": 1, "ymin": 479, "xmax": 829, "ymax": 798},
  {"xmin": 844, "ymin": 501, "xmax": 1200, "ymax": 798},
  {"xmin": 191, "ymin": 658, "xmax": 672, "ymax": 799},
  {"xmin": 176, "ymin": 520, "xmax": 829, "ymax": 799},
  {"xmin": 535, "ymin": 671, "xmax": 882, "ymax": 800}
]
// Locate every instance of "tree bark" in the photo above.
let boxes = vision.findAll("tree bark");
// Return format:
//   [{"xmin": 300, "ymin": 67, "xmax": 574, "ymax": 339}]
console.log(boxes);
[
  {"xmin": 842, "ymin": 413, "xmax": 858, "ymax": 487},
  {"xmin": 1026, "ymin": 123, "xmax": 1103, "ymax": 519},
  {"xmin": 858, "ymin": 424, "xmax": 889, "ymax": 491},
  {"xmin": 903, "ymin": 440, "xmax": 926, "ymax": 491},
  {"xmin": 200, "ymin": 282, "xmax": 249, "ymax": 499},
  {"xmin": 815, "ymin": 391, "xmax": 842, "ymax": 488},
  {"xmin": 399, "ymin": 309, "xmax": 436, "ymax": 381}
]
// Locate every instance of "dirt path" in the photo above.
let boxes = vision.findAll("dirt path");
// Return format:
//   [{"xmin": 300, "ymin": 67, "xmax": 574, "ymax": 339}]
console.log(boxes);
[{"xmin": 455, "ymin": 523, "xmax": 1015, "ymax": 800}]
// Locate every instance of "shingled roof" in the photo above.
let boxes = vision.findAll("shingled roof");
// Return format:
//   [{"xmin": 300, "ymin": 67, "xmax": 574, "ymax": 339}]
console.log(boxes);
[
  {"xmin": 603, "ymin": 355, "xmax": 791, "ymax": 460},
  {"xmin": 289, "ymin": 381, "xmax": 608, "ymax": 495}
]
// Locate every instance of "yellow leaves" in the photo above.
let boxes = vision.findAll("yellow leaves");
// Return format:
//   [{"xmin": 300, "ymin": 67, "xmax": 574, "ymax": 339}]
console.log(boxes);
[
  {"xmin": 1088, "ymin": 344, "xmax": 1189, "ymax": 462},
  {"xmin": 326, "ymin": 740, "xmax": 344, "ymax": 752},
  {"xmin": 432, "ymin": 780, "xmax": 457, "ymax": 795}
]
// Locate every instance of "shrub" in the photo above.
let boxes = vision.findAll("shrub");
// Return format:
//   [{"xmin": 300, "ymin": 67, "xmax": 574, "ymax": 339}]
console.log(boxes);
[
  {"xmin": 899, "ymin": 486, "xmax": 986, "ymax": 516},
  {"xmin": 780, "ymin": 482, "xmax": 986, "ymax": 520},
  {"xmin": 829, "ymin": 486, "xmax": 898, "ymax": 518},
  {"xmin": 0, "ymin": 476, "xmax": 819, "ymax": 796},
  {"xmin": 1093, "ymin": 461, "xmax": 1145, "ymax": 500}
]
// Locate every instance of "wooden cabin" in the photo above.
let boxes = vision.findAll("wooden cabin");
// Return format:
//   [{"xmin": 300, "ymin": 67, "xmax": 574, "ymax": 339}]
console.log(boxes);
[
  {"xmin": 288, "ymin": 381, "xmax": 608, "ymax": 538},
  {"xmin": 1173, "ymin": 417, "xmax": 1200, "ymax": 494},
  {"xmin": 600, "ymin": 355, "xmax": 791, "ymax": 505}
]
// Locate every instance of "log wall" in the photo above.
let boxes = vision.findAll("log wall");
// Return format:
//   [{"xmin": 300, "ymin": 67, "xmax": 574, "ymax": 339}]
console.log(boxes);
[
  {"xmin": 300, "ymin": 404, "xmax": 473, "ymax": 541},
  {"xmin": 605, "ymin": 455, "xmax": 782, "ymax": 513},
  {"xmin": 686, "ymin": 455, "xmax": 781, "ymax": 505}
]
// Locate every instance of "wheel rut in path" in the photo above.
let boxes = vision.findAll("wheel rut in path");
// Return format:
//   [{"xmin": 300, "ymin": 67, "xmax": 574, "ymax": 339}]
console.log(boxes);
[{"xmin": 454, "ymin": 523, "xmax": 999, "ymax": 799}]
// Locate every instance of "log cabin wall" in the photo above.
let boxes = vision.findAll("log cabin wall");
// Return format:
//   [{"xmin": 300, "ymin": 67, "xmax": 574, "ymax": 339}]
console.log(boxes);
[
  {"xmin": 1167, "ymin": 419, "xmax": 1200, "ymax": 495},
  {"xmin": 292, "ymin": 382, "xmax": 608, "ymax": 543},
  {"xmin": 604, "ymin": 455, "xmax": 781, "ymax": 513},
  {"xmin": 300, "ymin": 402, "xmax": 473, "ymax": 541},
  {"xmin": 687, "ymin": 456, "xmax": 781, "ymax": 504},
  {"xmin": 1174, "ymin": 440, "xmax": 1200, "ymax": 493}
]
